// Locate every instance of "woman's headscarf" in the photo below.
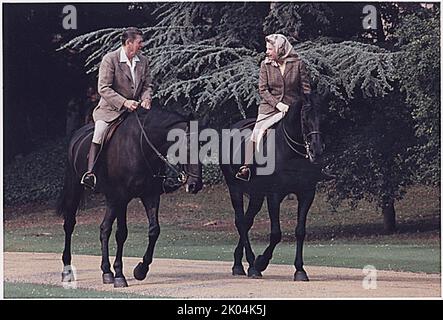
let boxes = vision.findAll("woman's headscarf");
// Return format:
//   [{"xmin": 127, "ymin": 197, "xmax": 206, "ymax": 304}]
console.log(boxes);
[{"xmin": 264, "ymin": 34, "xmax": 298, "ymax": 67}]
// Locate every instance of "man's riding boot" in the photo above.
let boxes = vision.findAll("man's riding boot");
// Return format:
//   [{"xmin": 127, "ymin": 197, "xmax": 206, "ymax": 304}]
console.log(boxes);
[{"xmin": 80, "ymin": 142, "xmax": 100, "ymax": 189}]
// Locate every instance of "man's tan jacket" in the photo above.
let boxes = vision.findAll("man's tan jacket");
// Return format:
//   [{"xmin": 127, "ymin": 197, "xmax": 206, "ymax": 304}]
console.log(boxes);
[{"xmin": 93, "ymin": 48, "xmax": 153, "ymax": 122}]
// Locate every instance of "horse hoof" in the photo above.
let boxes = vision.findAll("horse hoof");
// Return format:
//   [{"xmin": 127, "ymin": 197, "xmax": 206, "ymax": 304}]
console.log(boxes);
[
  {"xmin": 114, "ymin": 277, "xmax": 128, "ymax": 288},
  {"xmin": 254, "ymin": 255, "xmax": 270, "ymax": 272},
  {"xmin": 61, "ymin": 267, "xmax": 75, "ymax": 283},
  {"xmin": 232, "ymin": 265, "xmax": 246, "ymax": 276},
  {"xmin": 294, "ymin": 270, "xmax": 309, "ymax": 282},
  {"xmin": 247, "ymin": 267, "xmax": 262, "ymax": 279},
  {"xmin": 102, "ymin": 273, "xmax": 115, "ymax": 284},
  {"xmin": 133, "ymin": 262, "xmax": 149, "ymax": 281}
]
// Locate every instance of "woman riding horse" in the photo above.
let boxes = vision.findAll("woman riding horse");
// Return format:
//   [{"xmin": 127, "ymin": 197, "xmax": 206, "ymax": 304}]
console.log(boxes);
[
  {"xmin": 236, "ymin": 33, "xmax": 334, "ymax": 181},
  {"xmin": 221, "ymin": 34, "xmax": 334, "ymax": 281}
]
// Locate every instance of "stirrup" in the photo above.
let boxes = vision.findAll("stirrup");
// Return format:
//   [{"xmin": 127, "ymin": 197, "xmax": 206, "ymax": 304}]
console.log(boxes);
[
  {"xmin": 235, "ymin": 166, "xmax": 251, "ymax": 182},
  {"xmin": 80, "ymin": 172, "xmax": 97, "ymax": 190}
]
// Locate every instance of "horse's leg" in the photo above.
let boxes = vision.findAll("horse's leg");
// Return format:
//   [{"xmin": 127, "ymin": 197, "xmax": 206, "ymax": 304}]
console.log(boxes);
[
  {"xmin": 100, "ymin": 201, "xmax": 118, "ymax": 285},
  {"xmin": 244, "ymin": 194, "xmax": 266, "ymax": 276},
  {"xmin": 254, "ymin": 193, "xmax": 284, "ymax": 273},
  {"xmin": 61, "ymin": 209, "xmax": 77, "ymax": 283},
  {"xmin": 232, "ymin": 193, "xmax": 265, "ymax": 276},
  {"xmin": 133, "ymin": 193, "xmax": 160, "ymax": 281},
  {"xmin": 229, "ymin": 187, "xmax": 261, "ymax": 278},
  {"xmin": 113, "ymin": 201, "xmax": 129, "ymax": 288},
  {"xmin": 229, "ymin": 186, "xmax": 247, "ymax": 275},
  {"xmin": 293, "ymin": 189, "xmax": 315, "ymax": 281},
  {"xmin": 61, "ymin": 183, "xmax": 83, "ymax": 283}
]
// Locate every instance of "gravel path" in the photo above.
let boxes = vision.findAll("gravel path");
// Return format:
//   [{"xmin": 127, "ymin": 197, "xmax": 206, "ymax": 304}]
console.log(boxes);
[{"xmin": 4, "ymin": 252, "xmax": 441, "ymax": 298}]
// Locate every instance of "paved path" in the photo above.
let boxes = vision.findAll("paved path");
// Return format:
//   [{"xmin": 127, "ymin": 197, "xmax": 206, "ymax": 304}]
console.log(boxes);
[{"xmin": 4, "ymin": 252, "xmax": 441, "ymax": 298}]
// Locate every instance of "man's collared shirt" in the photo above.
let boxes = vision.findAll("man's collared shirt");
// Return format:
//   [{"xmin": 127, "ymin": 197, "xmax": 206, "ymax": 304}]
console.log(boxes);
[{"xmin": 119, "ymin": 47, "xmax": 140, "ymax": 88}]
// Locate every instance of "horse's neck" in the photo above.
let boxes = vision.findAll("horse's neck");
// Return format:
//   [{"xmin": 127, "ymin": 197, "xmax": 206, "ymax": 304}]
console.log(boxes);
[
  {"xmin": 280, "ymin": 111, "xmax": 303, "ymax": 141},
  {"xmin": 275, "ymin": 111, "xmax": 304, "ymax": 162},
  {"xmin": 145, "ymin": 119, "xmax": 187, "ymax": 154}
]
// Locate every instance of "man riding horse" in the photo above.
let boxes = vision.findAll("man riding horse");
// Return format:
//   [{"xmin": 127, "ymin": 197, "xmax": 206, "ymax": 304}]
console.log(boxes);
[{"xmin": 81, "ymin": 27, "xmax": 153, "ymax": 189}]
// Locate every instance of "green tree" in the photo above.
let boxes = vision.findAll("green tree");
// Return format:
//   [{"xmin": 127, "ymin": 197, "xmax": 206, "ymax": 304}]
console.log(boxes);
[
  {"xmin": 323, "ymin": 91, "xmax": 416, "ymax": 233},
  {"xmin": 394, "ymin": 8, "xmax": 440, "ymax": 185},
  {"xmin": 319, "ymin": 4, "xmax": 439, "ymax": 232}
]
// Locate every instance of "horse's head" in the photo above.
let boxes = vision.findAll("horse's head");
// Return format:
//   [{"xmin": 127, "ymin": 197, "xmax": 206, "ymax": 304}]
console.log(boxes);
[
  {"xmin": 137, "ymin": 108, "xmax": 203, "ymax": 194},
  {"xmin": 301, "ymin": 94, "xmax": 325, "ymax": 164}
]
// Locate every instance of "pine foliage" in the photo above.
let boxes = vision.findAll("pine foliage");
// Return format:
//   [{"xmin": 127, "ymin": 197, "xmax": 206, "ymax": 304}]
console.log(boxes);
[
  {"xmin": 263, "ymin": 2, "xmax": 333, "ymax": 42},
  {"xmin": 296, "ymin": 41, "xmax": 395, "ymax": 100},
  {"xmin": 59, "ymin": 3, "xmax": 396, "ymax": 117}
]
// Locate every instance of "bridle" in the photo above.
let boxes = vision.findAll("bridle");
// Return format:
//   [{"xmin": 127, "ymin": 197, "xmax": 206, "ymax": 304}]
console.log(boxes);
[
  {"xmin": 282, "ymin": 120, "xmax": 321, "ymax": 160},
  {"xmin": 134, "ymin": 109, "xmax": 200, "ymax": 185}
]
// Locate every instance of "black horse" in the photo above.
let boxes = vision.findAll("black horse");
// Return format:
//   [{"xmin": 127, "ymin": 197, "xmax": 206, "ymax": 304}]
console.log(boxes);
[
  {"xmin": 220, "ymin": 95, "xmax": 325, "ymax": 281},
  {"xmin": 57, "ymin": 108, "xmax": 203, "ymax": 287}
]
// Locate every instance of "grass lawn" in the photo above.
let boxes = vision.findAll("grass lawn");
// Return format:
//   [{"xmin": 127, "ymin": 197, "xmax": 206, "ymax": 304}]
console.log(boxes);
[
  {"xmin": 4, "ymin": 222, "xmax": 440, "ymax": 273},
  {"xmin": 4, "ymin": 282, "xmax": 150, "ymax": 299},
  {"xmin": 4, "ymin": 184, "xmax": 441, "ymax": 274}
]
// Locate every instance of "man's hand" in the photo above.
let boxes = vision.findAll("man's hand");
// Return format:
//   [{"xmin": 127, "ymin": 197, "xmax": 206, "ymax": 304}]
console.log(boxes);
[
  {"xmin": 141, "ymin": 98, "xmax": 152, "ymax": 110},
  {"xmin": 124, "ymin": 99, "xmax": 139, "ymax": 111},
  {"xmin": 276, "ymin": 102, "xmax": 289, "ymax": 114}
]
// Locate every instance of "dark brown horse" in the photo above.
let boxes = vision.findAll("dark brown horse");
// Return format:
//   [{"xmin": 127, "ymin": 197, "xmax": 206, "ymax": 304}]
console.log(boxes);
[
  {"xmin": 57, "ymin": 108, "xmax": 203, "ymax": 287},
  {"xmin": 220, "ymin": 94, "xmax": 326, "ymax": 281}
]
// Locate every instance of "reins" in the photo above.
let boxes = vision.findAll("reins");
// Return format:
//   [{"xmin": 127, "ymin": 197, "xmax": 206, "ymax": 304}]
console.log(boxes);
[
  {"xmin": 282, "ymin": 121, "xmax": 309, "ymax": 158},
  {"xmin": 134, "ymin": 109, "xmax": 188, "ymax": 184}
]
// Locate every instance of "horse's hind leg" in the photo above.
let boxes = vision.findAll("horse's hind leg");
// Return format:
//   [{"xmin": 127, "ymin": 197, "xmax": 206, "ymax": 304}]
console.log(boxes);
[
  {"xmin": 133, "ymin": 193, "xmax": 160, "ymax": 281},
  {"xmin": 61, "ymin": 209, "xmax": 78, "ymax": 283},
  {"xmin": 229, "ymin": 187, "xmax": 261, "ymax": 278},
  {"xmin": 293, "ymin": 189, "xmax": 315, "ymax": 281},
  {"xmin": 61, "ymin": 183, "xmax": 83, "ymax": 283},
  {"xmin": 229, "ymin": 187, "xmax": 247, "ymax": 275},
  {"xmin": 233, "ymin": 193, "xmax": 265, "ymax": 277},
  {"xmin": 112, "ymin": 202, "xmax": 129, "ymax": 288},
  {"xmin": 254, "ymin": 193, "xmax": 285, "ymax": 274}
]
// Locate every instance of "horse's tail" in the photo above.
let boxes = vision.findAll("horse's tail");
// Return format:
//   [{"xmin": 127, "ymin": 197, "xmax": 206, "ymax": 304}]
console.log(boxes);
[{"xmin": 56, "ymin": 159, "xmax": 83, "ymax": 219}]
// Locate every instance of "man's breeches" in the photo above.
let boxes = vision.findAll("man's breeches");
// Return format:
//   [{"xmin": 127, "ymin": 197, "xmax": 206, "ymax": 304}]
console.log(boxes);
[{"xmin": 92, "ymin": 120, "xmax": 110, "ymax": 144}]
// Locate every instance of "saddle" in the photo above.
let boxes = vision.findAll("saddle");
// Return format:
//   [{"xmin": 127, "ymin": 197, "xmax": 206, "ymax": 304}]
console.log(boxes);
[
  {"xmin": 70, "ymin": 113, "xmax": 129, "ymax": 178},
  {"xmin": 232, "ymin": 119, "xmax": 275, "ymax": 160},
  {"xmin": 102, "ymin": 112, "xmax": 129, "ymax": 146}
]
